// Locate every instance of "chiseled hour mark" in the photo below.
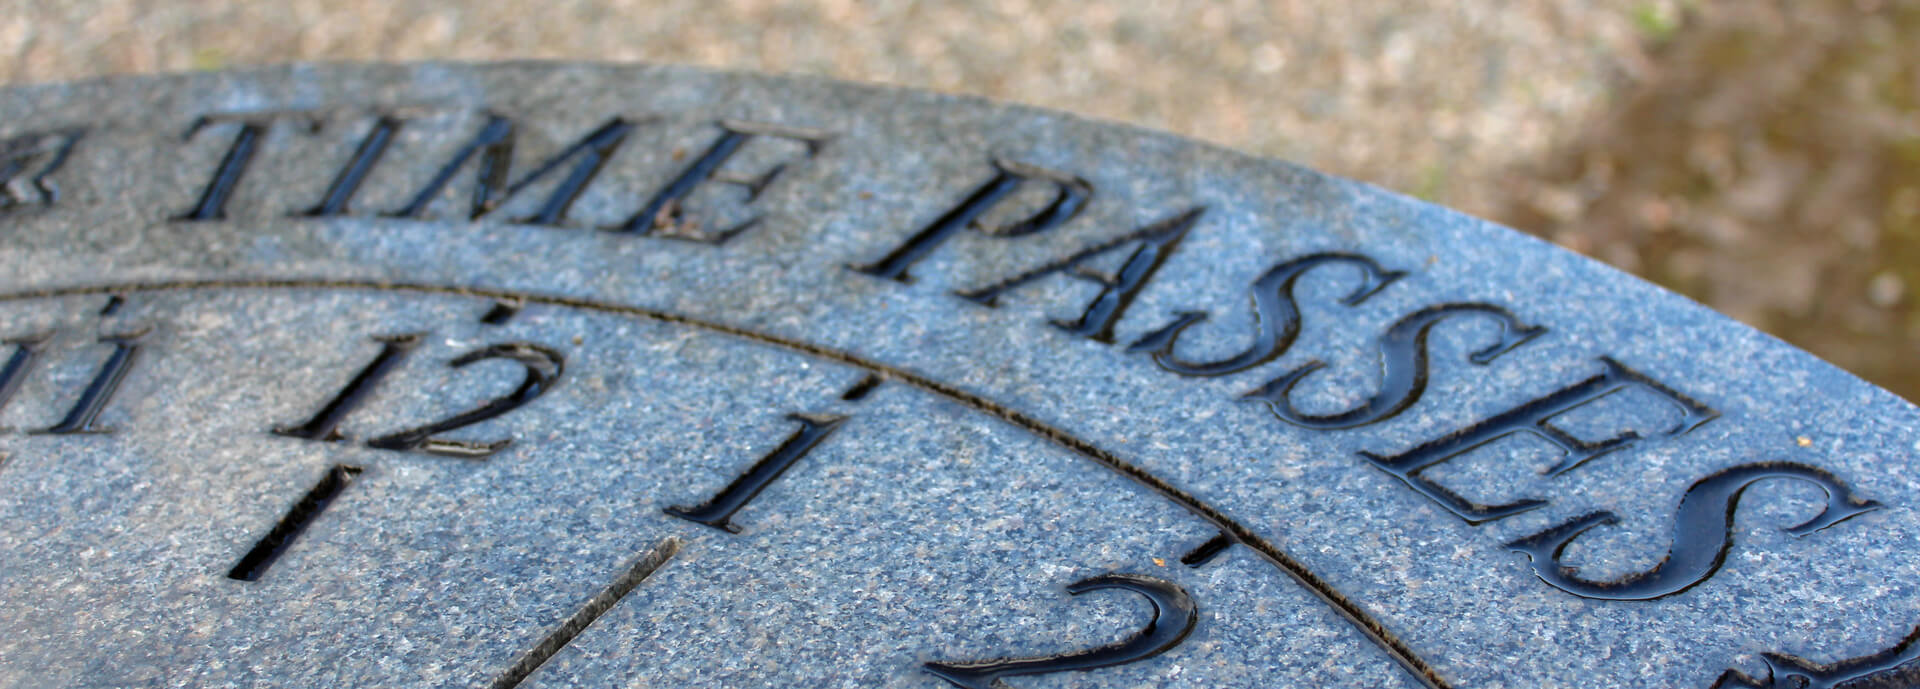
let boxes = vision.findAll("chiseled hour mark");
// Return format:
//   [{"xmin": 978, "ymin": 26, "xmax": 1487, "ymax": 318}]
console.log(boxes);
[
  {"xmin": 840, "ymin": 373, "xmax": 883, "ymax": 401},
  {"xmin": 1178, "ymin": 532, "xmax": 1235, "ymax": 568},
  {"xmin": 488, "ymin": 537, "xmax": 682, "ymax": 689},
  {"xmin": 480, "ymin": 300, "xmax": 522, "ymax": 325},
  {"xmin": 924, "ymin": 573, "xmax": 1197, "ymax": 689},
  {"xmin": 227, "ymin": 463, "xmax": 364, "ymax": 581}
]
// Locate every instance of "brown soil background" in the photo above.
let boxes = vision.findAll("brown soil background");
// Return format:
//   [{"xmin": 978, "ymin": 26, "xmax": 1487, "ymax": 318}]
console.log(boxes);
[{"xmin": 4, "ymin": 0, "xmax": 1916, "ymax": 399}]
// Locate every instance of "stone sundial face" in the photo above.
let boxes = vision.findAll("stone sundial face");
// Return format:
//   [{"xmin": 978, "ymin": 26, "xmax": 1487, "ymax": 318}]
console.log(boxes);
[{"xmin": 0, "ymin": 64, "xmax": 1913, "ymax": 689}]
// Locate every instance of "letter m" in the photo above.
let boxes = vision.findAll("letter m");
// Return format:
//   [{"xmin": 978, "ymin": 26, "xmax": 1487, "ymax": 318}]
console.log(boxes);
[{"xmin": 386, "ymin": 114, "xmax": 638, "ymax": 227}]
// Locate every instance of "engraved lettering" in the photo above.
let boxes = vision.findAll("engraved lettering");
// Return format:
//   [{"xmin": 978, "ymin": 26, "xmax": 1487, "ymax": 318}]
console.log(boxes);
[
  {"xmin": 227, "ymin": 463, "xmax": 363, "ymax": 582},
  {"xmin": 1711, "ymin": 625, "xmax": 1920, "ymax": 689},
  {"xmin": 612, "ymin": 120, "xmax": 831, "ymax": 242},
  {"xmin": 1244, "ymin": 303, "xmax": 1546, "ymax": 429},
  {"xmin": 386, "ymin": 115, "xmax": 637, "ymax": 226},
  {"xmin": 664, "ymin": 412, "xmax": 847, "ymax": 533},
  {"xmin": 300, "ymin": 115, "xmax": 403, "ymax": 217},
  {"xmin": 36, "ymin": 329, "xmax": 147, "ymax": 434},
  {"xmin": 852, "ymin": 158, "xmax": 1093, "ymax": 282},
  {"xmin": 174, "ymin": 112, "xmax": 322, "ymax": 221},
  {"xmin": 958, "ymin": 207, "xmax": 1201, "ymax": 343},
  {"xmin": 1357, "ymin": 357, "xmax": 1718, "ymax": 524},
  {"xmin": 1125, "ymin": 252, "xmax": 1405, "ymax": 377},
  {"xmin": 0, "ymin": 128, "xmax": 83, "ymax": 212},
  {"xmin": 1506, "ymin": 461, "xmax": 1880, "ymax": 600},
  {"xmin": 274, "ymin": 334, "xmax": 424, "ymax": 442},
  {"xmin": 364, "ymin": 342, "xmax": 565, "ymax": 458},
  {"xmin": 923, "ymin": 573, "xmax": 1197, "ymax": 689}
]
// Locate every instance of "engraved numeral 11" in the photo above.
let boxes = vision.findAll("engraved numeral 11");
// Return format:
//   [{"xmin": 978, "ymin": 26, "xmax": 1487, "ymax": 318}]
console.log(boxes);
[{"xmin": 0, "ymin": 330, "xmax": 148, "ymax": 434}]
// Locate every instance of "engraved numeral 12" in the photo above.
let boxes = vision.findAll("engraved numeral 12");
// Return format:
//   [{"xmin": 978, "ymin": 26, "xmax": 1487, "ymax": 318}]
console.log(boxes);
[{"xmin": 274, "ymin": 334, "xmax": 565, "ymax": 458}]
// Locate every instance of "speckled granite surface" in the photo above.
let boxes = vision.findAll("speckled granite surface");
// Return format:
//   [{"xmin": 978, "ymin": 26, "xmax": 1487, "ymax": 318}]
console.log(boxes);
[{"xmin": 0, "ymin": 64, "xmax": 1912, "ymax": 689}]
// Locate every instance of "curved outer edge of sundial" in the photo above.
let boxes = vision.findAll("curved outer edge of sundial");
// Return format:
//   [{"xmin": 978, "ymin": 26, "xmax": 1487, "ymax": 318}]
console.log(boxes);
[{"xmin": 0, "ymin": 62, "xmax": 1913, "ymax": 689}]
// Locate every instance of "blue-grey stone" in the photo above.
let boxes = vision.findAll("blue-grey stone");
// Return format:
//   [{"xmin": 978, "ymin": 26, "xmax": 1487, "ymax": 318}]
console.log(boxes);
[{"xmin": 0, "ymin": 63, "xmax": 1912, "ymax": 689}]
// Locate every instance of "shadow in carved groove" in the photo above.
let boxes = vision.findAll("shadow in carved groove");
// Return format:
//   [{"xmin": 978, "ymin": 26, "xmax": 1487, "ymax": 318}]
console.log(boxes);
[
  {"xmin": 1710, "ymin": 625, "xmax": 1920, "ymax": 689},
  {"xmin": 1243, "ymin": 302, "xmax": 1546, "ymax": 430},
  {"xmin": 1126, "ymin": 252, "xmax": 1405, "ymax": 377},
  {"xmin": 923, "ymin": 574, "xmax": 1197, "ymax": 689},
  {"xmin": 1506, "ymin": 461, "xmax": 1881, "ymax": 600},
  {"xmin": 0, "ymin": 277, "xmax": 1513, "ymax": 689}
]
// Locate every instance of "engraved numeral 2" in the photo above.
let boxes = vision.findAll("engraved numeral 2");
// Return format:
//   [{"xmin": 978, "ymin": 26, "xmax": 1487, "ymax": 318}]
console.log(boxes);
[{"xmin": 924, "ymin": 573, "xmax": 1197, "ymax": 689}]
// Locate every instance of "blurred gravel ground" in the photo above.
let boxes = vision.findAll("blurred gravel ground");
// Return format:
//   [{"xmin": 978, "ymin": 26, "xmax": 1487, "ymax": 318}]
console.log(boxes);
[
  {"xmin": 3, "ymin": 0, "xmax": 1917, "ymax": 400},
  {"xmin": 1504, "ymin": 0, "xmax": 1920, "ymax": 399},
  {"xmin": 0, "ymin": 0, "xmax": 1656, "ymax": 219}
]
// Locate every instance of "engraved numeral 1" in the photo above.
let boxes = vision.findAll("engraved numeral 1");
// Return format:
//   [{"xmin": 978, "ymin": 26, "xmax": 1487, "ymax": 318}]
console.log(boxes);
[
  {"xmin": 274, "ymin": 334, "xmax": 423, "ymax": 441},
  {"xmin": 665, "ymin": 413, "xmax": 847, "ymax": 533},
  {"xmin": 665, "ymin": 375, "xmax": 880, "ymax": 533}
]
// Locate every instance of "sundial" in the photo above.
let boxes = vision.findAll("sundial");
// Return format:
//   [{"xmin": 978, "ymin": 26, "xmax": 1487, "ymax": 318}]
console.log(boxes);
[{"xmin": 0, "ymin": 63, "xmax": 1914, "ymax": 689}]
